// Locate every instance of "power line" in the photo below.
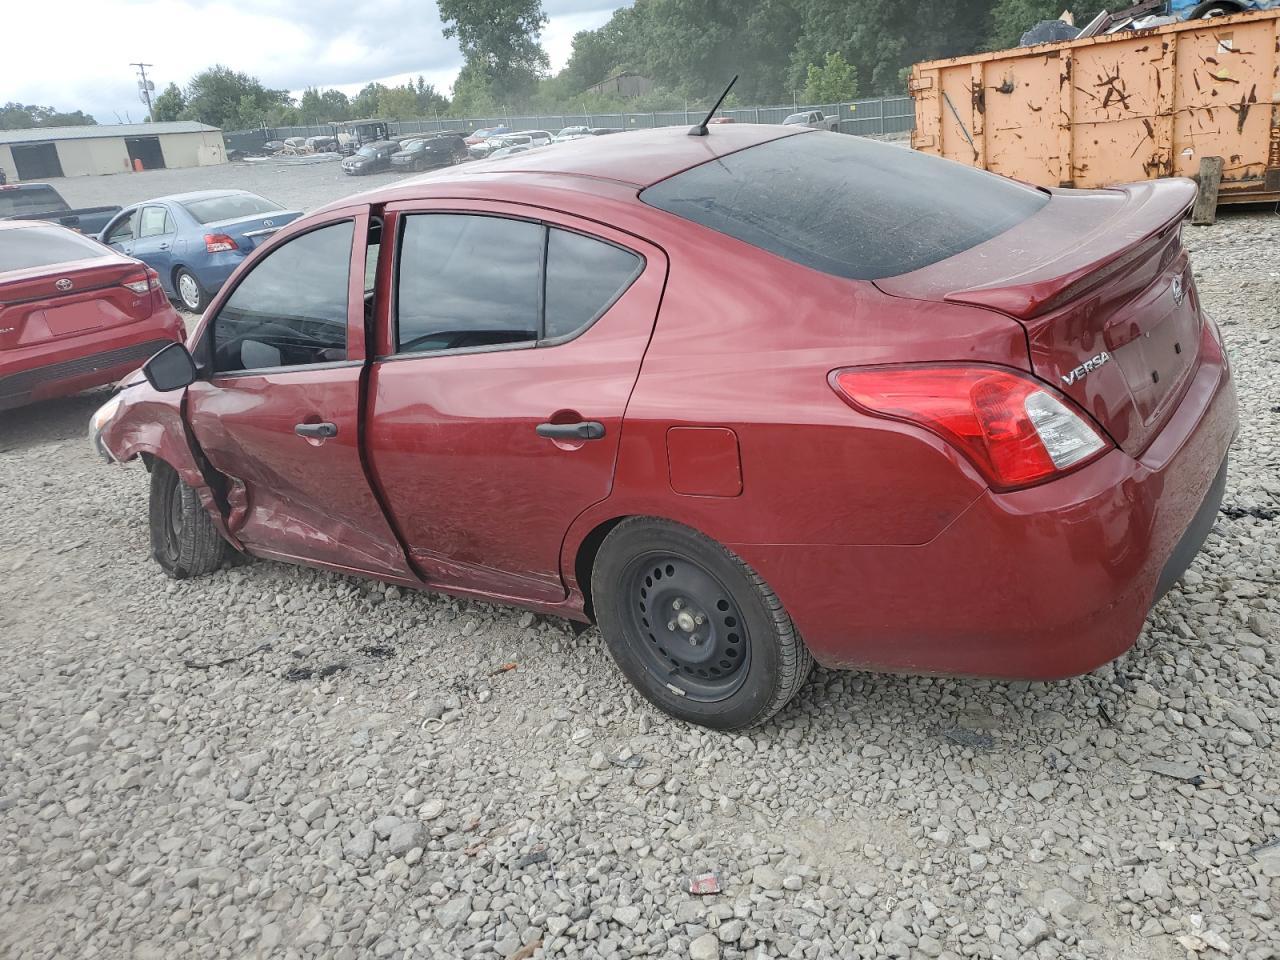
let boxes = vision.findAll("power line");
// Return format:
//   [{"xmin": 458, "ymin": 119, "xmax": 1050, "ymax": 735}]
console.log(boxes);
[{"xmin": 130, "ymin": 62, "xmax": 155, "ymax": 122}]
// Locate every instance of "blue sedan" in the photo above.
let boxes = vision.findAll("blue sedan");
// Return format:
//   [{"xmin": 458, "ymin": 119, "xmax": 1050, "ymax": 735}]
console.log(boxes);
[{"xmin": 98, "ymin": 190, "xmax": 302, "ymax": 312}]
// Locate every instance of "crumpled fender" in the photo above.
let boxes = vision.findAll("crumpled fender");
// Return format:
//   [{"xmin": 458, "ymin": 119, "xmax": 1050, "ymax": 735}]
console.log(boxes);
[{"xmin": 100, "ymin": 380, "xmax": 242, "ymax": 549}]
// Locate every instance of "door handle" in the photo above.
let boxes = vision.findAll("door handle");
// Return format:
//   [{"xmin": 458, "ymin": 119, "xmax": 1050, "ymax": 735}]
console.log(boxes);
[
  {"xmin": 536, "ymin": 421, "xmax": 605, "ymax": 441},
  {"xmin": 159, "ymin": 242, "xmax": 170, "ymax": 250},
  {"xmin": 295, "ymin": 421, "xmax": 338, "ymax": 440}
]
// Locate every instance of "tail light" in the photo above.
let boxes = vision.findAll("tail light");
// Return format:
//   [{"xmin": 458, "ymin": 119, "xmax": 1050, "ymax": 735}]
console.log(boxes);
[
  {"xmin": 121, "ymin": 270, "xmax": 161, "ymax": 295},
  {"xmin": 205, "ymin": 234, "xmax": 237, "ymax": 253},
  {"xmin": 830, "ymin": 364, "xmax": 1111, "ymax": 491}
]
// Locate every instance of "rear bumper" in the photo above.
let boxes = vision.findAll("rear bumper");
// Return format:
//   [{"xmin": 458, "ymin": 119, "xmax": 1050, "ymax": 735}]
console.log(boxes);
[
  {"xmin": 0, "ymin": 309, "xmax": 184, "ymax": 410},
  {"xmin": 187, "ymin": 253, "xmax": 246, "ymax": 296},
  {"xmin": 736, "ymin": 338, "xmax": 1238, "ymax": 680}
]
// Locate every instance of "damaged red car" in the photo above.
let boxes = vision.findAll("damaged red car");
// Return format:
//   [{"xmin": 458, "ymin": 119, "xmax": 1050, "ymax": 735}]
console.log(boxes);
[{"xmin": 92, "ymin": 125, "xmax": 1237, "ymax": 730}]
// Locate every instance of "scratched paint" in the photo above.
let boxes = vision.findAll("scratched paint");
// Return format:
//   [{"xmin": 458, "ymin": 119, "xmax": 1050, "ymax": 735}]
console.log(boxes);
[{"xmin": 911, "ymin": 8, "xmax": 1280, "ymax": 205}]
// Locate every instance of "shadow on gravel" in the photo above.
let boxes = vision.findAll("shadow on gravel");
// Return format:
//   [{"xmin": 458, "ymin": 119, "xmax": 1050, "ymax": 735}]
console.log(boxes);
[{"xmin": 0, "ymin": 391, "xmax": 111, "ymax": 454}]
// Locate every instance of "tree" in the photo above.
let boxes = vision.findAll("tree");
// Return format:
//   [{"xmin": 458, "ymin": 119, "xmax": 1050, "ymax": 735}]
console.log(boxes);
[
  {"xmin": 436, "ymin": 0, "xmax": 549, "ymax": 105},
  {"xmin": 414, "ymin": 76, "xmax": 450, "ymax": 116},
  {"xmin": 180, "ymin": 66, "xmax": 292, "ymax": 129},
  {"xmin": 299, "ymin": 87, "xmax": 351, "ymax": 123},
  {"xmin": 151, "ymin": 83, "xmax": 185, "ymax": 123},
  {"xmin": 0, "ymin": 102, "xmax": 96, "ymax": 129},
  {"xmin": 376, "ymin": 86, "xmax": 419, "ymax": 119},
  {"xmin": 351, "ymin": 83, "xmax": 387, "ymax": 119},
  {"xmin": 450, "ymin": 59, "xmax": 499, "ymax": 118},
  {"xmin": 802, "ymin": 52, "xmax": 858, "ymax": 103}
]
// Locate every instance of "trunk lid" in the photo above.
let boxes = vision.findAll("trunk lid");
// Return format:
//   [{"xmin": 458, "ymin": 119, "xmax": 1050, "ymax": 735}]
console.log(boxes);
[
  {"xmin": 0, "ymin": 251, "xmax": 154, "ymax": 351},
  {"xmin": 204, "ymin": 210, "xmax": 303, "ymax": 252},
  {"xmin": 875, "ymin": 179, "xmax": 1200, "ymax": 454}
]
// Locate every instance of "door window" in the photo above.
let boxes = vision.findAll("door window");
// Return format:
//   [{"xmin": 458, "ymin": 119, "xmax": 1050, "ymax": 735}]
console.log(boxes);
[
  {"xmin": 105, "ymin": 212, "xmax": 135, "ymax": 244},
  {"xmin": 212, "ymin": 220, "xmax": 354, "ymax": 373},
  {"xmin": 396, "ymin": 214, "xmax": 542, "ymax": 353},
  {"xmin": 137, "ymin": 206, "xmax": 172, "ymax": 238},
  {"xmin": 395, "ymin": 214, "xmax": 642, "ymax": 354}
]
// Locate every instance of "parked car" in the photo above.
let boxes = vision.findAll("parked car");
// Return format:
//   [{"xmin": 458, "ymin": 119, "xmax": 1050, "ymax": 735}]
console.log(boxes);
[
  {"xmin": 783, "ymin": 110, "xmax": 839, "ymax": 131},
  {"xmin": 589, "ymin": 127, "xmax": 624, "ymax": 136},
  {"xmin": 707, "ymin": 117, "xmax": 736, "ymax": 124},
  {"xmin": 391, "ymin": 135, "xmax": 468, "ymax": 171},
  {"xmin": 98, "ymin": 190, "xmax": 303, "ymax": 313},
  {"xmin": 305, "ymin": 135, "xmax": 338, "ymax": 153},
  {"xmin": 92, "ymin": 126, "xmax": 1236, "ymax": 731},
  {"xmin": 0, "ymin": 220, "xmax": 183, "ymax": 410},
  {"xmin": 486, "ymin": 144, "xmax": 535, "ymax": 160},
  {"xmin": 524, "ymin": 130, "xmax": 554, "ymax": 146},
  {"xmin": 341, "ymin": 141, "xmax": 400, "ymax": 176},
  {"xmin": 555, "ymin": 126, "xmax": 591, "ymax": 142},
  {"xmin": 261, "ymin": 140, "xmax": 285, "ymax": 154},
  {"xmin": 470, "ymin": 134, "xmax": 532, "ymax": 160},
  {"xmin": 0, "ymin": 183, "xmax": 121, "ymax": 235}
]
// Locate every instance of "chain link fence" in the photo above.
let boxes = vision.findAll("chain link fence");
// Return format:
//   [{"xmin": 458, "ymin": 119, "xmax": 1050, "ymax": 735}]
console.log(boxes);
[{"xmin": 223, "ymin": 95, "xmax": 915, "ymax": 152}]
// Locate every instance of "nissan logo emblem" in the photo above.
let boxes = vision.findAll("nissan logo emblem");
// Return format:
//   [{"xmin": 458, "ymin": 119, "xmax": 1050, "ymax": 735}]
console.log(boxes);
[
  {"xmin": 263, "ymin": 219, "xmax": 274, "ymax": 227},
  {"xmin": 55, "ymin": 278, "xmax": 73, "ymax": 291}
]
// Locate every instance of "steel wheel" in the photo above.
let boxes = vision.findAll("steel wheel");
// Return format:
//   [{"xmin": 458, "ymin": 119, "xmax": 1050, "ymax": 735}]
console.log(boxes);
[
  {"xmin": 176, "ymin": 269, "xmax": 205, "ymax": 312},
  {"xmin": 624, "ymin": 553, "xmax": 750, "ymax": 701}
]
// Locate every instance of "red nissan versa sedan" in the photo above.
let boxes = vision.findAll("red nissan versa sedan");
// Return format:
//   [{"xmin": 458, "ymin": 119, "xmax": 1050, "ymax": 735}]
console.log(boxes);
[
  {"xmin": 91, "ymin": 125, "xmax": 1237, "ymax": 730},
  {"xmin": 1, "ymin": 220, "xmax": 184, "ymax": 411}
]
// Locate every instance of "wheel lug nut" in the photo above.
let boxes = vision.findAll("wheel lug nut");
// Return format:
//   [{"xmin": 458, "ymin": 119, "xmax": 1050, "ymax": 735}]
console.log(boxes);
[
  {"xmin": 694, "ymin": 614, "xmax": 705, "ymax": 625},
  {"xmin": 667, "ymin": 620, "xmax": 677, "ymax": 631},
  {"xmin": 689, "ymin": 634, "xmax": 701, "ymax": 645},
  {"xmin": 672, "ymin": 598, "xmax": 685, "ymax": 610}
]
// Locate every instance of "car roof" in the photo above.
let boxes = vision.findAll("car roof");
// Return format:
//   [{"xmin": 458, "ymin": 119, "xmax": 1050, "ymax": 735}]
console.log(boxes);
[{"xmin": 140, "ymin": 189, "xmax": 257, "ymax": 205}]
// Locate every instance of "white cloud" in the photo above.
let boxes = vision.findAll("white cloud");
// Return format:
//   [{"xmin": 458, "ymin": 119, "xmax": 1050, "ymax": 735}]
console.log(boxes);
[{"xmin": 3, "ymin": 0, "xmax": 629, "ymax": 127}]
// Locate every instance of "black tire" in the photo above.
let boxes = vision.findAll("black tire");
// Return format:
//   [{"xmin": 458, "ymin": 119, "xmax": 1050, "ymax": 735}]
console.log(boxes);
[
  {"xmin": 592, "ymin": 518, "xmax": 813, "ymax": 730},
  {"xmin": 1192, "ymin": 0, "xmax": 1240, "ymax": 15},
  {"xmin": 174, "ymin": 268, "xmax": 208, "ymax": 313},
  {"xmin": 148, "ymin": 460, "xmax": 227, "ymax": 579}
]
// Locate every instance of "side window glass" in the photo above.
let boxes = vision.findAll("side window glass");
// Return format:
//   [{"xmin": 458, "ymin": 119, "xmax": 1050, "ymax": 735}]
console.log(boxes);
[
  {"xmin": 213, "ymin": 221, "xmax": 354, "ymax": 373},
  {"xmin": 106, "ymin": 212, "xmax": 135, "ymax": 244},
  {"xmin": 138, "ymin": 206, "xmax": 170, "ymax": 238},
  {"xmin": 396, "ymin": 214, "xmax": 541, "ymax": 354},
  {"xmin": 544, "ymin": 229, "xmax": 642, "ymax": 340}
]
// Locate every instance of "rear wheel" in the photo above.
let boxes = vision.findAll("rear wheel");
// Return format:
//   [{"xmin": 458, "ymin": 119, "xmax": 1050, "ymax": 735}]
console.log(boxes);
[
  {"xmin": 174, "ymin": 268, "xmax": 208, "ymax": 313},
  {"xmin": 148, "ymin": 460, "xmax": 227, "ymax": 579},
  {"xmin": 592, "ymin": 518, "xmax": 812, "ymax": 730}
]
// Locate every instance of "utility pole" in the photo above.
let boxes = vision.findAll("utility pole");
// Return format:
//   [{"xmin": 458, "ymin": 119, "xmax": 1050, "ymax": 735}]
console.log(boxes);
[{"xmin": 131, "ymin": 62, "xmax": 155, "ymax": 122}]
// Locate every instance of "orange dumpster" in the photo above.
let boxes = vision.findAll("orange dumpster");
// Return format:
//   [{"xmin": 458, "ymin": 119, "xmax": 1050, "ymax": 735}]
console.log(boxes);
[{"xmin": 909, "ymin": 8, "xmax": 1280, "ymax": 206}]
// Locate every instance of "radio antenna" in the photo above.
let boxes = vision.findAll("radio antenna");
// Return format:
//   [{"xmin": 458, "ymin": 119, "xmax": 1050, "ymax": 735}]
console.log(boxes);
[{"xmin": 688, "ymin": 75, "xmax": 738, "ymax": 137}]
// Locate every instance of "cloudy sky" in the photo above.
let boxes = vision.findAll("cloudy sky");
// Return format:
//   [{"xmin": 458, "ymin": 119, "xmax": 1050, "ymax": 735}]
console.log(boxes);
[{"xmin": 4, "ymin": 0, "xmax": 630, "ymax": 125}]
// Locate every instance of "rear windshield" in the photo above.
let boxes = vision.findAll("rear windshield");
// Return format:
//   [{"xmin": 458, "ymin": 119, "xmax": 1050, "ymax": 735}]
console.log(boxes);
[
  {"xmin": 181, "ymin": 193, "xmax": 280, "ymax": 224},
  {"xmin": 640, "ymin": 132, "xmax": 1049, "ymax": 281},
  {"xmin": 0, "ymin": 226, "xmax": 108, "ymax": 272},
  {"xmin": 0, "ymin": 186, "xmax": 68, "ymax": 217}
]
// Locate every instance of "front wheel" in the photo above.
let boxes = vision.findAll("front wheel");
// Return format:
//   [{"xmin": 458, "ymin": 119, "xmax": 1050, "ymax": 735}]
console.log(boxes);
[
  {"xmin": 592, "ymin": 518, "xmax": 813, "ymax": 730},
  {"xmin": 148, "ymin": 460, "xmax": 228, "ymax": 579},
  {"xmin": 174, "ymin": 268, "xmax": 208, "ymax": 313}
]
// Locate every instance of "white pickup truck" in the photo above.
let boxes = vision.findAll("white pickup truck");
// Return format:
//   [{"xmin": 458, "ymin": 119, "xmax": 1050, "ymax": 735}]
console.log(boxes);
[{"xmin": 783, "ymin": 110, "xmax": 840, "ymax": 132}]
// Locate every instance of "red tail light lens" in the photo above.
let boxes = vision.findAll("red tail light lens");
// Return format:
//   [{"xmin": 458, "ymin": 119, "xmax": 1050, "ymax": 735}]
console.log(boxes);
[
  {"xmin": 120, "ymin": 270, "xmax": 161, "ymax": 295},
  {"xmin": 205, "ymin": 233, "xmax": 237, "ymax": 253},
  {"xmin": 831, "ymin": 364, "xmax": 1111, "ymax": 491}
]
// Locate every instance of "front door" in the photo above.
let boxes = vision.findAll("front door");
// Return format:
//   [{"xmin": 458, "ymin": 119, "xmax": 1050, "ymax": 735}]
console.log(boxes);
[
  {"xmin": 184, "ymin": 210, "xmax": 413, "ymax": 580},
  {"xmin": 128, "ymin": 205, "xmax": 175, "ymax": 282},
  {"xmin": 365, "ymin": 201, "xmax": 667, "ymax": 602}
]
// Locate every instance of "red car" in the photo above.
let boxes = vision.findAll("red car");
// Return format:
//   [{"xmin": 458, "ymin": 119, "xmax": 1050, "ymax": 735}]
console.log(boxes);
[
  {"xmin": 92, "ymin": 126, "xmax": 1237, "ymax": 730},
  {"xmin": 1, "ymin": 220, "xmax": 184, "ymax": 411}
]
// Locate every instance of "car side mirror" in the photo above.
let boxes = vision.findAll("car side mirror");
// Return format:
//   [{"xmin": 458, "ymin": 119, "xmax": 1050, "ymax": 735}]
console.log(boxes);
[{"xmin": 143, "ymin": 342, "xmax": 197, "ymax": 392}]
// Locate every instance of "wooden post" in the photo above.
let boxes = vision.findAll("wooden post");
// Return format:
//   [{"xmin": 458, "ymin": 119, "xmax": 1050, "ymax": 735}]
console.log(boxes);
[{"xmin": 1191, "ymin": 156, "xmax": 1223, "ymax": 226}]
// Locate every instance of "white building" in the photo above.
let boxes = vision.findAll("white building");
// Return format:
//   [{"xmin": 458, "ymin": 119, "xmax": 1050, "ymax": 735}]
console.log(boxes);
[{"xmin": 0, "ymin": 122, "xmax": 226, "ymax": 181}]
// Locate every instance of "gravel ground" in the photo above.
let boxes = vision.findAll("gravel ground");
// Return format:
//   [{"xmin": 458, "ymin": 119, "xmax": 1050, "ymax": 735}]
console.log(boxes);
[
  {"xmin": 51, "ymin": 159, "xmax": 422, "ymax": 215},
  {"xmin": 1, "ymin": 207, "xmax": 1277, "ymax": 960}
]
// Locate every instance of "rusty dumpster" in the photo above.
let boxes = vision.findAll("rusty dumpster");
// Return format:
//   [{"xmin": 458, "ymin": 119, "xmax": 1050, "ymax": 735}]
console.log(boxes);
[{"xmin": 909, "ymin": 8, "xmax": 1280, "ymax": 205}]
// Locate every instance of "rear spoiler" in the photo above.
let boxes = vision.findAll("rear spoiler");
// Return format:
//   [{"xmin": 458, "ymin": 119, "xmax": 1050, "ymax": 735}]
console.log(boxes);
[{"xmin": 940, "ymin": 179, "xmax": 1197, "ymax": 320}]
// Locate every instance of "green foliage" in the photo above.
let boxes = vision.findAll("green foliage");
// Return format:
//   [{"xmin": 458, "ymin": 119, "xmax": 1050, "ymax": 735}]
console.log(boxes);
[
  {"xmin": 298, "ymin": 87, "xmax": 352, "ymax": 123},
  {"xmin": 376, "ymin": 86, "xmax": 420, "ymax": 119},
  {"xmin": 437, "ymin": 0, "xmax": 549, "ymax": 105},
  {"xmin": 802, "ymin": 52, "xmax": 858, "ymax": 103},
  {"xmin": 151, "ymin": 84, "xmax": 185, "ymax": 123},
  {"xmin": 351, "ymin": 83, "xmax": 387, "ymax": 119},
  {"xmin": 179, "ymin": 65, "xmax": 293, "ymax": 129},
  {"xmin": 0, "ymin": 102, "xmax": 96, "ymax": 129}
]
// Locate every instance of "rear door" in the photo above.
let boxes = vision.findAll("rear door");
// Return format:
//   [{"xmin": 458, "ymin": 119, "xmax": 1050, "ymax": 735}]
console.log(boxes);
[
  {"xmin": 366, "ymin": 200, "xmax": 667, "ymax": 602},
  {"xmin": 183, "ymin": 209, "xmax": 413, "ymax": 579}
]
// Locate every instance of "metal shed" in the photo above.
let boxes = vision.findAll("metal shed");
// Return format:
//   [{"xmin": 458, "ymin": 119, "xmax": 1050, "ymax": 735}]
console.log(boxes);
[{"xmin": 0, "ymin": 122, "xmax": 226, "ymax": 182}]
